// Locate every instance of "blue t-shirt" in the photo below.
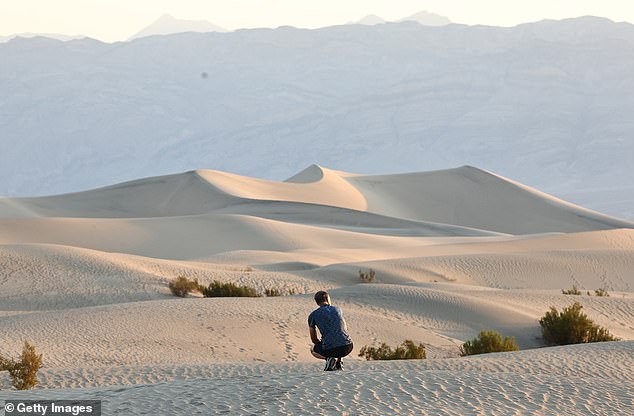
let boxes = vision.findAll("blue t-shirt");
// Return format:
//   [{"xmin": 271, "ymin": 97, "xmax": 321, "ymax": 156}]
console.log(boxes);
[{"xmin": 308, "ymin": 305, "xmax": 352, "ymax": 350}]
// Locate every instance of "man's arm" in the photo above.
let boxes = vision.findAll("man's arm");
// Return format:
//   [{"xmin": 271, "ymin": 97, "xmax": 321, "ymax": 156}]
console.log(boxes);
[{"xmin": 309, "ymin": 326, "xmax": 320, "ymax": 345}]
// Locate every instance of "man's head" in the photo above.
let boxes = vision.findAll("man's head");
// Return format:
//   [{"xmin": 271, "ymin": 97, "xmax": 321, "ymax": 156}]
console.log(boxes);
[{"xmin": 314, "ymin": 290, "xmax": 330, "ymax": 305}]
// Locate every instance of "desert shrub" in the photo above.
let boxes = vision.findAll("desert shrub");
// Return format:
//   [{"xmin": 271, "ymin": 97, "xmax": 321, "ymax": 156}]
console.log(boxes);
[
  {"xmin": 264, "ymin": 288, "xmax": 297, "ymax": 296},
  {"xmin": 459, "ymin": 330, "xmax": 519, "ymax": 356},
  {"xmin": 562, "ymin": 285, "xmax": 581, "ymax": 295},
  {"xmin": 539, "ymin": 302, "xmax": 620, "ymax": 345},
  {"xmin": 168, "ymin": 276, "xmax": 202, "ymax": 297},
  {"xmin": 202, "ymin": 281, "xmax": 260, "ymax": 297},
  {"xmin": 594, "ymin": 288, "xmax": 610, "ymax": 297},
  {"xmin": 359, "ymin": 269, "xmax": 376, "ymax": 283},
  {"xmin": 0, "ymin": 341, "xmax": 43, "ymax": 390},
  {"xmin": 358, "ymin": 340, "xmax": 426, "ymax": 360},
  {"xmin": 265, "ymin": 288, "xmax": 283, "ymax": 297}
]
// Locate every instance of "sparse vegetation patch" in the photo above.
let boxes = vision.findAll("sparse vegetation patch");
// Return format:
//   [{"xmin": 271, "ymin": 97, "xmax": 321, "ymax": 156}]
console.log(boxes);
[
  {"xmin": 460, "ymin": 330, "xmax": 519, "ymax": 356},
  {"xmin": 168, "ymin": 276, "xmax": 202, "ymax": 297},
  {"xmin": 0, "ymin": 341, "xmax": 43, "ymax": 390},
  {"xmin": 358, "ymin": 269, "xmax": 376, "ymax": 283},
  {"xmin": 263, "ymin": 287, "xmax": 297, "ymax": 296},
  {"xmin": 202, "ymin": 281, "xmax": 261, "ymax": 297},
  {"xmin": 539, "ymin": 302, "xmax": 620, "ymax": 345},
  {"xmin": 264, "ymin": 288, "xmax": 283, "ymax": 297},
  {"xmin": 358, "ymin": 340, "xmax": 426, "ymax": 360},
  {"xmin": 594, "ymin": 288, "xmax": 610, "ymax": 297},
  {"xmin": 562, "ymin": 285, "xmax": 581, "ymax": 295}
]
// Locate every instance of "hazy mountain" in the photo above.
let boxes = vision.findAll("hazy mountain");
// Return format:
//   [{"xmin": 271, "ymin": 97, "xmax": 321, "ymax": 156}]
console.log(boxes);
[
  {"xmin": 0, "ymin": 33, "xmax": 85, "ymax": 43},
  {"xmin": 1, "ymin": 17, "xmax": 633, "ymax": 219},
  {"xmin": 353, "ymin": 15, "xmax": 387, "ymax": 25},
  {"xmin": 130, "ymin": 14, "xmax": 227, "ymax": 40},
  {"xmin": 351, "ymin": 11, "xmax": 450, "ymax": 26},
  {"xmin": 398, "ymin": 11, "xmax": 451, "ymax": 26}
]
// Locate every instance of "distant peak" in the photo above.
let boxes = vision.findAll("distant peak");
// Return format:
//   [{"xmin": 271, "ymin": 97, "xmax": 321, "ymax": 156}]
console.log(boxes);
[
  {"xmin": 521, "ymin": 15, "xmax": 620, "ymax": 28},
  {"xmin": 155, "ymin": 14, "xmax": 177, "ymax": 22},
  {"xmin": 566, "ymin": 15, "xmax": 616, "ymax": 23},
  {"xmin": 349, "ymin": 10, "xmax": 451, "ymax": 27},
  {"xmin": 129, "ymin": 14, "xmax": 227, "ymax": 40},
  {"xmin": 398, "ymin": 10, "xmax": 451, "ymax": 26},
  {"xmin": 353, "ymin": 15, "xmax": 387, "ymax": 25}
]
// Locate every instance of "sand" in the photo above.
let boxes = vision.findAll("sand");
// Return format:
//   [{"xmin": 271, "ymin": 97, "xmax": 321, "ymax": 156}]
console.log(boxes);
[
  {"xmin": 4, "ymin": 342, "xmax": 634, "ymax": 414},
  {"xmin": 1, "ymin": 165, "xmax": 632, "ymax": 414}
]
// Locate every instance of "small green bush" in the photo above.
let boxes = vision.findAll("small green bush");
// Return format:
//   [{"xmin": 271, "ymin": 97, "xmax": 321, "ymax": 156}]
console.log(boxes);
[
  {"xmin": 168, "ymin": 276, "xmax": 202, "ymax": 297},
  {"xmin": 358, "ymin": 340, "xmax": 426, "ymax": 360},
  {"xmin": 539, "ymin": 302, "xmax": 620, "ymax": 345},
  {"xmin": 0, "ymin": 341, "xmax": 43, "ymax": 390},
  {"xmin": 562, "ymin": 285, "xmax": 581, "ymax": 295},
  {"xmin": 202, "ymin": 281, "xmax": 261, "ymax": 297},
  {"xmin": 594, "ymin": 288, "xmax": 610, "ymax": 297},
  {"xmin": 459, "ymin": 330, "xmax": 519, "ymax": 356},
  {"xmin": 359, "ymin": 269, "xmax": 376, "ymax": 283}
]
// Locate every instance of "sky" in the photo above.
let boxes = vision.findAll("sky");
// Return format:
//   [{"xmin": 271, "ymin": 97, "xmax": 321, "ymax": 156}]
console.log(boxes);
[{"xmin": 2, "ymin": 0, "xmax": 634, "ymax": 42}]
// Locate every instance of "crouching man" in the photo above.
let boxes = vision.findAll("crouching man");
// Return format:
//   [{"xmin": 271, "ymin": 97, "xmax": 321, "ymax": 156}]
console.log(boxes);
[{"xmin": 308, "ymin": 290, "xmax": 353, "ymax": 371}]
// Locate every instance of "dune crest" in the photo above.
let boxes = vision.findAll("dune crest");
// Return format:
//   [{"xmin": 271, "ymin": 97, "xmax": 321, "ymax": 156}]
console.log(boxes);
[{"xmin": 196, "ymin": 165, "xmax": 367, "ymax": 211}]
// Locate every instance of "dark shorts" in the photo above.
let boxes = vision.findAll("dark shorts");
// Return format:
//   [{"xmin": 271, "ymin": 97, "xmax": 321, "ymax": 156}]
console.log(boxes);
[{"xmin": 313, "ymin": 342, "xmax": 353, "ymax": 358}]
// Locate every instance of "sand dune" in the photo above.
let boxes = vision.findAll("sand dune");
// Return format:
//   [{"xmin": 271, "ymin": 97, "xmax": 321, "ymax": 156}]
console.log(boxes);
[
  {"xmin": 2, "ymin": 165, "xmax": 631, "ymax": 231},
  {"xmin": 199, "ymin": 165, "xmax": 367, "ymax": 211},
  {"xmin": 0, "ymin": 244, "xmax": 322, "ymax": 311},
  {"xmin": 3, "ymin": 285, "xmax": 632, "ymax": 369},
  {"xmin": 0, "ymin": 171, "xmax": 228, "ymax": 218},
  {"xmin": 0, "ymin": 213, "xmax": 482, "ymax": 260},
  {"xmin": 4, "ymin": 342, "xmax": 633, "ymax": 415},
  {"xmin": 348, "ymin": 166, "xmax": 633, "ymax": 233},
  {"xmin": 0, "ymin": 165, "xmax": 632, "ymax": 415}
]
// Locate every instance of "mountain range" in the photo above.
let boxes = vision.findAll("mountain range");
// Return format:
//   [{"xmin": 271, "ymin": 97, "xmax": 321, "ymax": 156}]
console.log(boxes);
[
  {"xmin": 1, "ymin": 16, "xmax": 633, "ymax": 219},
  {"xmin": 0, "ymin": 32, "xmax": 85, "ymax": 42},
  {"xmin": 1, "ymin": 10, "xmax": 451, "ymax": 42},
  {"xmin": 353, "ymin": 11, "xmax": 451, "ymax": 26}
]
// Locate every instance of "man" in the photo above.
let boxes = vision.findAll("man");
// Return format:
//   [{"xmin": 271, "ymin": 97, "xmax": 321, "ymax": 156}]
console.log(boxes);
[{"xmin": 308, "ymin": 290, "xmax": 353, "ymax": 371}]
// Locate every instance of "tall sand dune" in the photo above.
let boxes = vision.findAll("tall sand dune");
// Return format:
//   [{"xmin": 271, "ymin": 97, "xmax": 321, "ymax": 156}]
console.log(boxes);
[{"xmin": 347, "ymin": 165, "xmax": 633, "ymax": 233}]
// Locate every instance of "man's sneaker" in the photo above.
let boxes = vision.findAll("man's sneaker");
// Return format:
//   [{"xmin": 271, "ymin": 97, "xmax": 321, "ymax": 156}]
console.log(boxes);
[
  {"xmin": 335, "ymin": 359, "xmax": 343, "ymax": 371},
  {"xmin": 323, "ymin": 357, "xmax": 337, "ymax": 371}
]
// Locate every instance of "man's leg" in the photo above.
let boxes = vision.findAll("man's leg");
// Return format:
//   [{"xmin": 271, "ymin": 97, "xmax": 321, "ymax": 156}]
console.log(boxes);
[
  {"xmin": 335, "ymin": 343, "xmax": 353, "ymax": 370},
  {"xmin": 312, "ymin": 343, "xmax": 338, "ymax": 371},
  {"xmin": 311, "ymin": 343, "xmax": 326, "ymax": 360}
]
